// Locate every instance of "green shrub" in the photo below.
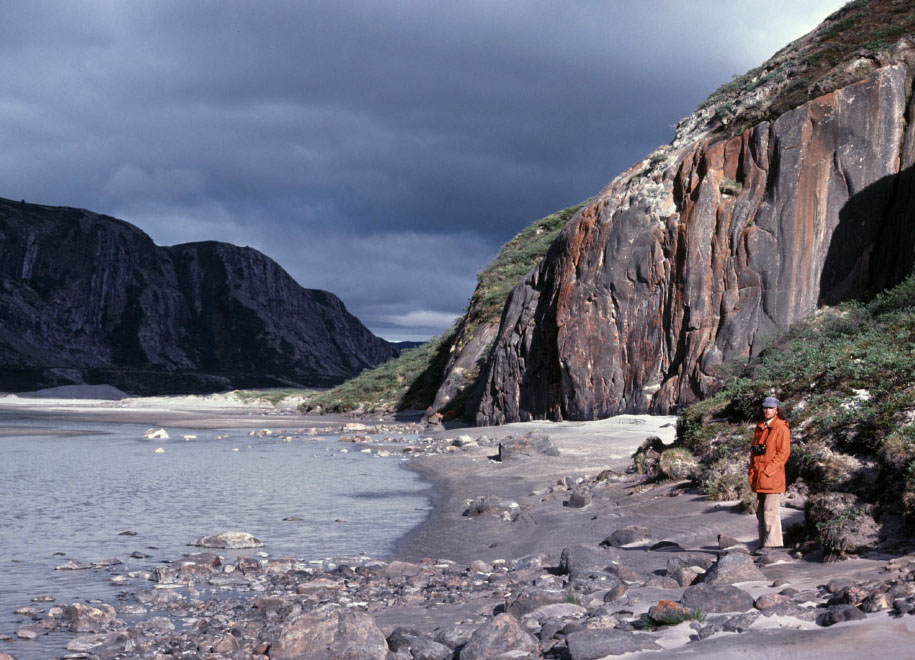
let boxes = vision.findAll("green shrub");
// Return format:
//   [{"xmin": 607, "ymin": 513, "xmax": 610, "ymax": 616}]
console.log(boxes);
[
  {"xmin": 659, "ymin": 448, "xmax": 700, "ymax": 480},
  {"xmin": 680, "ymin": 272, "xmax": 915, "ymax": 545}
]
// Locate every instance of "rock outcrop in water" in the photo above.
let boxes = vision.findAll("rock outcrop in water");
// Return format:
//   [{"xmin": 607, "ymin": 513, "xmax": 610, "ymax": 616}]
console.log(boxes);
[
  {"xmin": 467, "ymin": 3, "xmax": 915, "ymax": 424},
  {"xmin": 0, "ymin": 198, "xmax": 395, "ymax": 393}
]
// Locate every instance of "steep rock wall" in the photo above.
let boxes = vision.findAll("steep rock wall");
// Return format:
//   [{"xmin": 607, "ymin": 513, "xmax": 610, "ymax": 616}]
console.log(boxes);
[
  {"xmin": 473, "ymin": 64, "xmax": 915, "ymax": 424},
  {"xmin": 0, "ymin": 199, "xmax": 395, "ymax": 393}
]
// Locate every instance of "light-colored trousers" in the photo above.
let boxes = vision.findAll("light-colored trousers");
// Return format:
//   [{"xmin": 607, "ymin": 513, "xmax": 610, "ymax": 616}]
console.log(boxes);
[{"xmin": 756, "ymin": 492, "xmax": 783, "ymax": 547}]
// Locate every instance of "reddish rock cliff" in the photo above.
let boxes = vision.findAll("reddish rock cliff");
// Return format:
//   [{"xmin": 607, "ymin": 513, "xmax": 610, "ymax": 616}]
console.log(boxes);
[{"xmin": 473, "ymin": 60, "xmax": 915, "ymax": 424}]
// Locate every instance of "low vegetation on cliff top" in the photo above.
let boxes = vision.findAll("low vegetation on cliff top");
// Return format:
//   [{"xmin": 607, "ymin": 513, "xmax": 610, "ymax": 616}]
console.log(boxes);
[
  {"xmin": 669, "ymin": 274, "xmax": 915, "ymax": 558},
  {"xmin": 299, "ymin": 202, "xmax": 585, "ymax": 414},
  {"xmin": 689, "ymin": 0, "xmax": 915, "ymax": 141}
]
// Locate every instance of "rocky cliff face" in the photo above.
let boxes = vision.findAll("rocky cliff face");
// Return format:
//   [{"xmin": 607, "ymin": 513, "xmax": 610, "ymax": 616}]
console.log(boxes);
[
  {"xmin": 0, "ymin": 198, "xmax": 395, "ymax": 394},
  {"xmin": 471, "ymin": 13, "xmax": 915, "ymax": 424}
]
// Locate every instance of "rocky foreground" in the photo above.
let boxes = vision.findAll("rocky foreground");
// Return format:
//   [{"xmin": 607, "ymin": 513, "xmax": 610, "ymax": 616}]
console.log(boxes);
[{"xmin": 5, "ymin": 416, "xmax": 915, "ymax": 659}]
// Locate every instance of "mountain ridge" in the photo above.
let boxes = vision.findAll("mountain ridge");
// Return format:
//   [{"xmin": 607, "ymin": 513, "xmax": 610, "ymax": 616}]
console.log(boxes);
[{"xmin": 0, "ymin": 197, "xmax": 396, "ymax": 394}]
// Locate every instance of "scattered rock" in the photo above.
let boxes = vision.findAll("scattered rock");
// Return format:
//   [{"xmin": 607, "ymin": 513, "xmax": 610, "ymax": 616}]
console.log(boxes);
[
  {"xmin": 603, "ymin": 583, "xmax": 628, "ymax": 603},
  {"xmin": 558, "ymin": 545, "xmax": 620, "ymax": 580},
  {"xmin": 601, "ymin": 525, "xmax": 652, "ymax": 548},
  {"xmin": 63, "ymin": 603, "xmax": 117, "ymax": 633},
  {"xmin": 271, "ymin": 609, "xmax": 388, "ymax": 660},
  {"xmin": 717, "ymin": 534, "xmax": 741, "ymax": 549},
  {"xmin": 66, "ymin": 631, "xmax": 135, "ymax": 656},
  {"xmin": 497, "ymin": 433, "xmax": 560, "ymax": 462},
  {"xmin": 666, "ymin": 557, "xmax": 702, "ymax": 587},
  {"xmin": 681, "ymin": 584, "xmax": 755, "ymax": 613},
  {"xmin": 188, "ymin": 531, "xmax": 264, "ymax": 549},
  {"xmin": 143, "ymin": 428, "xmax": 169, "ymax": 439},
  {"xmin": 387, "ymin": 628, "xmax": 452, "ymax": 660},
  {"xmin": 755, "ymin": 593, "xmax": 791, "ymax": 610},
  {"xmin": 701, "ymin": 551, "xmax": 767, "ymax": 585},
  {"xmin": 648, "ymin": 541, "xmax": 682, "ymax": 552},
  {"xmin": 565, "ymin": 628, "xmax": 662, "ymax": 659},
  {"xmin": 15, "ymin": 626, "xmax": 39, "ymax": 640},
  {"xmin": 818, "ymin": 604, "xmax": 867, "ymax": 626},
  {"xmin": 55, "ymin": 560, "xmax": 92, "ymax": 571},
  {"xmin": 463, "ymin": 496, "xmax": 520, "ymax": 521},
  {"xmin": 458, "ymin": 614, "xmax": 539, "ymax": 660},
  {"xmin": 566, "ymin": 490, "xmax": 592, "ymax": 508}
]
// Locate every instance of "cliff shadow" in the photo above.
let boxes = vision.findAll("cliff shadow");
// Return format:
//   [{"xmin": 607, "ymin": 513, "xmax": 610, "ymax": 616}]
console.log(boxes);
[{"xmin": 819, "ymin": 161, "xmax": 915, "ymax": 305}]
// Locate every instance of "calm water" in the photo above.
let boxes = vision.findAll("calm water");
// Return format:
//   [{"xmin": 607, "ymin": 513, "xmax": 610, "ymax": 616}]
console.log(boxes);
[{"xmin": 0, "ymin": 413, "xmax": 431, "ymax": 658}]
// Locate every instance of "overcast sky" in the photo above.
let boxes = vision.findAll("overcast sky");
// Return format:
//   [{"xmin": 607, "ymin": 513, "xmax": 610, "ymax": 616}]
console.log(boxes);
[{"xmin": 1, "ymin": 1, "xmax": 848, "ymax": 341}]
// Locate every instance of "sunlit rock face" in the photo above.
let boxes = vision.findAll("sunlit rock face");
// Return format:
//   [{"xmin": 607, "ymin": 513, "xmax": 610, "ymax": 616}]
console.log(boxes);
[
  {"xmin": 0, "ymin": 198, "xmax": 395, "ymax": 393},
  {"xmin": 473, "ymin": 63, "xmax": 915, "ymax": 424}
]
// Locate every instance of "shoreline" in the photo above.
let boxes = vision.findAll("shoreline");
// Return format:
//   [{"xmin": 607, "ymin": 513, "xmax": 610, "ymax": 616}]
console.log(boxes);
[{"xmin": 4, "ymin": 396, "xmax": 915, "ymax": 658}]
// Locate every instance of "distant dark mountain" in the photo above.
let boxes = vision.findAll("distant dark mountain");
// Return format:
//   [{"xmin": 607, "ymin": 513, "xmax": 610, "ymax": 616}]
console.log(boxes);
[
  {"xmin": 0, "ymin": 197, "xmax": 397, "ymax": 394},
  {"xmin": 392, "ymin": 340, "xmax": 424, "ymax": 351}
]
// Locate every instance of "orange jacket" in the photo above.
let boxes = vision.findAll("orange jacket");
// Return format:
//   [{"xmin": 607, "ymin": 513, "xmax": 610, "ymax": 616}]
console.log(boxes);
[{"xmin": 748, "ymin": 416, "xmax": 790, "ymax": 493}]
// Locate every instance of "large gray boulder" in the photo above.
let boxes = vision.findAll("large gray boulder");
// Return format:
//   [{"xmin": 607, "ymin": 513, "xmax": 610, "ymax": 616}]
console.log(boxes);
[
  {"xmin": 565, "ymin": 629, "xmax": 661, "ymax": 659},
  {"xmin": 271, "ymin": 609, "xmax": 388, "ymax": 660},
  {"xmin": 558, "ymin": 545, "xmax": 621, "ymax": 580},
  {"xmin": 459, "ymin": 614, "xmax": 539, "ymax": 660},
  {"xmin": 681, "ymin": 584, "xmax": 755, "ymax": 613},
  {"xmin": 701, "ymin": 550, "xmax": 767, "ymax": 585}
]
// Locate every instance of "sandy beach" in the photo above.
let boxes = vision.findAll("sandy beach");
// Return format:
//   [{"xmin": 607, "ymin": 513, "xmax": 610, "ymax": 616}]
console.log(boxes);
[{"xmin": 3, "ymin": 390, "xmax": 915, "ymax": 659}]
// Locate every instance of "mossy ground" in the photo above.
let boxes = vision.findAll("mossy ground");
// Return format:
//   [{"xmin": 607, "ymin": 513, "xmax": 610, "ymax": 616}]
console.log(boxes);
[{"xmin": 671, "ymin": 274, "xmax": 915, "ymax": 548}]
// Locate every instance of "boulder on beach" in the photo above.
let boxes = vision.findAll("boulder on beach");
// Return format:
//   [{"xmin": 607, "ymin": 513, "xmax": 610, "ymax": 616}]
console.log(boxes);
[
  {"xmin": 497, "ymin": 432, "xmax": 560, "ymax": 461},
  {"xmin": 459, "ymin": 613, "xmax": 538, "ymax": 660},
  {"xmin": 701, "ymin": 550, "xmax": 767, "ymax": 585},
  {"xmin": 271, "ymin": 609, "xmax": 388, "ymax": 660},
  {"xmin": 681, "ymin": 583, "xmax": 754, "ymax": 613},
  {"xmin": 601, "ymin": 525, "xmax": 652, "ymax": 548},
  {"xmin": 463, "ymin": 496, "xmax": 520, "ymax": 521},
  {"xmin": 188, "ymin": 531, "xmax": 264, "ymax": 549},
  {"xmin": 143, "ymin": 428, "xmax": 169, "ymax": 440}
]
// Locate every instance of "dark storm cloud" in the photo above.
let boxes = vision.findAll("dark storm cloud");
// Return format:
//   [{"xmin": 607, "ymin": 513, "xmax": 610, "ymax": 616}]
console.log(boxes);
[{"xmin": 0, "ymin": 0, "xmax": 847, "ymax": 340}]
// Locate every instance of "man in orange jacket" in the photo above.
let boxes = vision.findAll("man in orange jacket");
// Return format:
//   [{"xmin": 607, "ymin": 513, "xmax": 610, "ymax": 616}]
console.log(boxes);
[{"xmin": 748, "ymin": 396, "xmax": 791, "ymax": 549}]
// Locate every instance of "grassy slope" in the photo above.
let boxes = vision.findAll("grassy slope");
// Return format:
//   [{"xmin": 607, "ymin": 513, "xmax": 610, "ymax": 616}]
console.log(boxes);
[
  {"xmin": 300, "ymin": 202, "xmax": 585, "ymax": 414},
  {"xmin": 686, "ymin": 0, "xmax": 915, "ymax": 141},
  {"xmin": 671, "ymin": 276, "xmax": 915, "ymax": 553}
]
